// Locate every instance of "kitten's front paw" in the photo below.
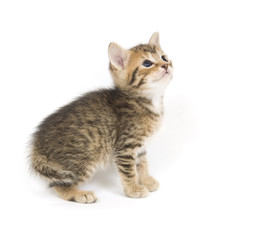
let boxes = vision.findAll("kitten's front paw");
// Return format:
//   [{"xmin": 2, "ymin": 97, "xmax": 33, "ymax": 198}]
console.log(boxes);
[
  {"xmin": 72, "ymin": 191, "xmax": 97, "ymax": 204},
  {"xmin": 142, "ymin": 177, "xmax": 159, "ymax": 192},
  {"xmin": 124, "ymin": 184, "xmax": 148, "ymax": 198}
]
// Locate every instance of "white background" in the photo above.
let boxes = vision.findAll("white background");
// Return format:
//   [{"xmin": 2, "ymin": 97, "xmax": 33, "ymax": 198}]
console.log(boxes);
[{"xmin": 0, "ymin": 0, "xmax": 274, "ymax": 239}]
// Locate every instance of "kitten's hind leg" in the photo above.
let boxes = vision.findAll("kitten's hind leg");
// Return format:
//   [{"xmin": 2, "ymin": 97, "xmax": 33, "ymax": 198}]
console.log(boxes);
[{"xmin": 54, "ymin": 186, "xmax": 97, "ymax": 204}]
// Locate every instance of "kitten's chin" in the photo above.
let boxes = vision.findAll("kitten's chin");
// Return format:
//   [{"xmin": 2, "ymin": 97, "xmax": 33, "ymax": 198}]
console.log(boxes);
[{"xmin": 141, "ymin": 77, "xmax": 172, "ymax": 100}]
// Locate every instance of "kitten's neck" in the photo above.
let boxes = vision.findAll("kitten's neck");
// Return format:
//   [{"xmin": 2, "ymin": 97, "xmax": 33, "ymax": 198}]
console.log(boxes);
[
  {"xmin": 147, "ymin": 93, "xmax": 164, "ymax": 115},
  {"xmin": 115, "ymin": 87, "xmax": 164, "ymax": 115}
]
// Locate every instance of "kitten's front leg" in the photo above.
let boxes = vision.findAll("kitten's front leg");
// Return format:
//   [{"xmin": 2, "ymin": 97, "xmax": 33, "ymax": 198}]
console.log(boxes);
[
  {"xmin": 115, "ymin": 154, "xmax": 148, "ymax": 198},
  {"xmin": 136, "ymin": 151, "xmax": 159, "ymax": 192}
]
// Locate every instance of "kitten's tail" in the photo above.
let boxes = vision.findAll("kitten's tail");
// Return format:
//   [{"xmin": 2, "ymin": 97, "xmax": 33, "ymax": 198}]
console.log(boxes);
[{"xmin": 30, "ymin": 150, "xmax": 78, "ymax": 187}]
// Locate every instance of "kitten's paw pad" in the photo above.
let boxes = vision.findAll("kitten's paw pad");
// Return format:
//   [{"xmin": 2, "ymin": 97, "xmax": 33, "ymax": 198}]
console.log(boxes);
[
  {"xmin": 125, "ymin": 184, "xmax": 148, "ymax": 198},
  {"xmin": 73, "ymin": 191, "xmax": 97, "ymax": 204},
  {"xmin": 142, "ymin": 177, "xmax": 159, "ymax": 192}
]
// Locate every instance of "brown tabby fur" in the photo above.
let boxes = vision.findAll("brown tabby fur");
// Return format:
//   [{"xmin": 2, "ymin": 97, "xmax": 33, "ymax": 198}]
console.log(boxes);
[{"xmin": 30, "ymin": 32, "xmax": 173, "ymax": 203}]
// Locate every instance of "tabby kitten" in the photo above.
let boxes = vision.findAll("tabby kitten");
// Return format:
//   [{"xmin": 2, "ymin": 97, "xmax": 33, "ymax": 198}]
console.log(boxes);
[{"xmin": 30, "ymin": 32, "xmax": 173, "ymax": 203}]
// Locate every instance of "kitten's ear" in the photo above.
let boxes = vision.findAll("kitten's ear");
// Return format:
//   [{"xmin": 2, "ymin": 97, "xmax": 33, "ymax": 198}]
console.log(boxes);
[
  {"xmin": 108, "ymin": 42, "xmax": 129, "ymax": 70},
  {"xmin": 149, "ymin": 32, "xmax": 160, "ymax": 47}
]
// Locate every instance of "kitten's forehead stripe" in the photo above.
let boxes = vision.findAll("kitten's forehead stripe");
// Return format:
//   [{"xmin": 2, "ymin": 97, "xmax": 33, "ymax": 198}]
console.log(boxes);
[{"xmin": 131, "ymin": 44, "xmax": 157, "ymax": 54}]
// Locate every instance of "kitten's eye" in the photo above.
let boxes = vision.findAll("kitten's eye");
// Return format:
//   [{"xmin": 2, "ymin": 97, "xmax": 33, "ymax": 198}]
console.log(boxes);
[
  {"xmin": 161, "ymin": 55, "xmax": 168, "ymax": 62},
  {"xmin": 142, "ymin": 60, "xmax": 153, "ymax": 67}
]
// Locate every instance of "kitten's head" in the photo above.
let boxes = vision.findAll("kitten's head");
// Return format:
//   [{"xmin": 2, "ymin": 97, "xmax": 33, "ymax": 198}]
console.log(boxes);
[{"xmin": 108, "ymin": 32, "xmax": 173, "ymax": 98}]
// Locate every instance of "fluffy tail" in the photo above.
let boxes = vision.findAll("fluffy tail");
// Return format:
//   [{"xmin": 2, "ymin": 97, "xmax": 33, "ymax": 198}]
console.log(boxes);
[{"xmin": 30, "ymin": 150, "xmax": 78, "ymax": 187}]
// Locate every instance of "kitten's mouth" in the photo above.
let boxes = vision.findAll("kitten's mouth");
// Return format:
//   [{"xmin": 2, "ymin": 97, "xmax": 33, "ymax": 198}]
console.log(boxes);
[
  {"xmin": 161, "ymin": 71, "xmax": 170, "ymax": 78},
  {"xmin": 153, "ymin": 72, "xmax": 170, "ymax": 82}
]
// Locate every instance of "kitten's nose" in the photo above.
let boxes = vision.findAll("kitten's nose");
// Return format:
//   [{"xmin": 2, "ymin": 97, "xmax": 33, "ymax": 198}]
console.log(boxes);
[{"xmin": 162, "ymin": 64, "xmax": 168, "ymax": 71}]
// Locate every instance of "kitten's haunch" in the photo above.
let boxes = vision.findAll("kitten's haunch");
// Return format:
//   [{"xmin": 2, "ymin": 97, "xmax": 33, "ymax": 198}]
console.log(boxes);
[{"xmin": 30, "ymin": 32, "xmax": 173, "ymax": 203}]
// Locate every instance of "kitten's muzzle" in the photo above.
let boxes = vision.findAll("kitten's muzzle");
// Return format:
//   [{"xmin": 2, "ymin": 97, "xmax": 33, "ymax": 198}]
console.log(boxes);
[{"xmin": 161, "ymin": 64, "xmax": 168, "ymax": 71}]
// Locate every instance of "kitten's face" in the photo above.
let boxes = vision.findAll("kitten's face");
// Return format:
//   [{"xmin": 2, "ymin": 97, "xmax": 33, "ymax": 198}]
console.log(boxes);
[{"xmin": 108, "ymin": 33, "xmax": 173, "ymax": 98}]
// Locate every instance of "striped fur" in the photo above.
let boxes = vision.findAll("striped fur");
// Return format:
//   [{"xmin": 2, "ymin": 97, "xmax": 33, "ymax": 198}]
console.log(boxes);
[{"xmin": 30, "ymin": 32, "xmax": 173, "ymax": 203}]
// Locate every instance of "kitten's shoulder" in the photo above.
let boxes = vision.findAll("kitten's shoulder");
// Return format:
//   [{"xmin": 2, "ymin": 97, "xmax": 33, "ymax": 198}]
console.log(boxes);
[{"xmin": 78, "ymin": 87, "xmax": 123, "ymax": 106}]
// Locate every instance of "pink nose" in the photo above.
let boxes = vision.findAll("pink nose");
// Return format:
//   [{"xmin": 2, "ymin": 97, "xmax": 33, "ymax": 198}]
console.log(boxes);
[{"xmin": 162, "ymin": 64, "xmax": 168, "ymax": 70}]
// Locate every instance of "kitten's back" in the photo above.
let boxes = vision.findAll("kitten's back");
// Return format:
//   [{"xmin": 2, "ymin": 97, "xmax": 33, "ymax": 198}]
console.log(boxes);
[{"xmin": 31, "ymin": 89, "xmax": 118, "ymax": 187}]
